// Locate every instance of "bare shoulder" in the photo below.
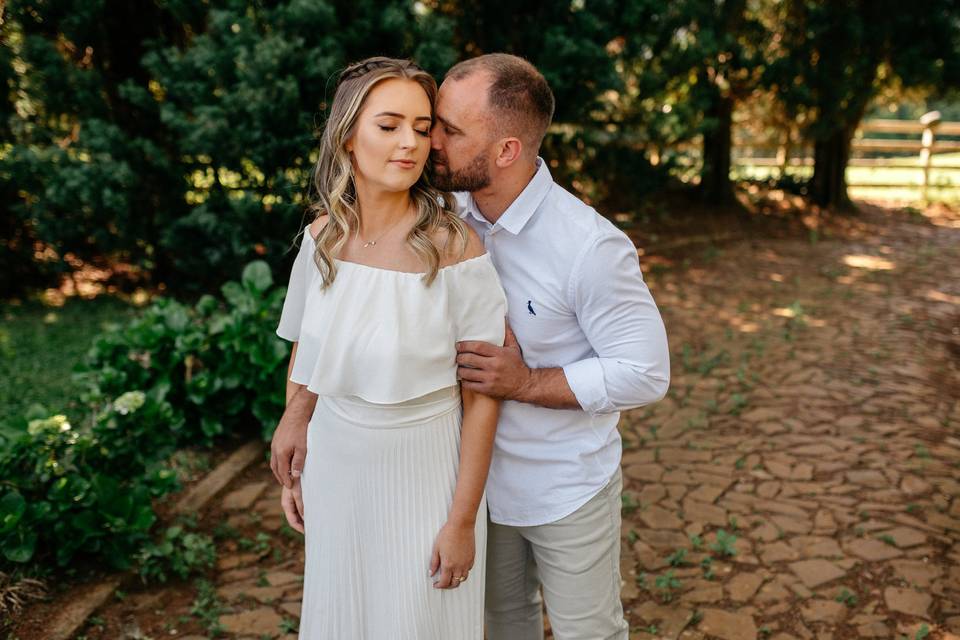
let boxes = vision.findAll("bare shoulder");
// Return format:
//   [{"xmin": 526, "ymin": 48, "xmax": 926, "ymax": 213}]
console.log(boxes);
[
  {"xmin": 308, "ymin": 215, "xmax": 328, "ymax": 242},
  {"xmin": 437, "ymin": 223, "xmax": 484, "ymax": 267},
  {"xmin": 460, "ymin": 224, "xmax": 485, "ymax": 260}
]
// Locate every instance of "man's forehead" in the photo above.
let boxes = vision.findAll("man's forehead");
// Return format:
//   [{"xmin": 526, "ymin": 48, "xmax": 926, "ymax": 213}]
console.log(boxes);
[{"xmin": 439, "ymin": 71, "xmax": 491, "ymax": 111}]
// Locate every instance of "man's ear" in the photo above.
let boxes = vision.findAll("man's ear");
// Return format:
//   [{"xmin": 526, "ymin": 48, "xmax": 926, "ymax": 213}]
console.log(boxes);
[{"xmin": 494, "ymin": 137, "xmax": 523, "ymax": 168}]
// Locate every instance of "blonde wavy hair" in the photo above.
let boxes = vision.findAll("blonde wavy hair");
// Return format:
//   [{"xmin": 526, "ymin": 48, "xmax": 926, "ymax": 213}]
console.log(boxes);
[{"xmin": 304, "ymin": 56, "xmax": 468, "ymax": 287}]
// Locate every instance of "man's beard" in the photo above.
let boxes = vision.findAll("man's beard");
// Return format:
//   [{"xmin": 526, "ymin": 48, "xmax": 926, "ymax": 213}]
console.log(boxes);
[{"xmin": 431, "ymin": 150, "xmax": 491, "ymax": 192}]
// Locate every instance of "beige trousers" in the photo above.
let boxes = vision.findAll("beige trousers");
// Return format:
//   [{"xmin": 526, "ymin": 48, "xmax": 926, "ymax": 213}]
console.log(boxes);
[{"xmin": 484, "ymin": 467, "xmax": 629, "ymax": 640}]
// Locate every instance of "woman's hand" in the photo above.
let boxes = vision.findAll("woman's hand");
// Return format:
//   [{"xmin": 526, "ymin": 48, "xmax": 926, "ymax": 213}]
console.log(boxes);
[
  {"xmin": 280, "ymin": 479, "xmax": 305, "ymax": 534},
  {"xmin": 429, "ymin": 521, "xmax": 475, "ymax": 589}
]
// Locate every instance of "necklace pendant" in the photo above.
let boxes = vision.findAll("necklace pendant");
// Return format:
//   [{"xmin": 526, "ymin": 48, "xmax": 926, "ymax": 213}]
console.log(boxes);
[{"xmin": 363, "ymin": 240, "xmax": 376, "ymax": 248}]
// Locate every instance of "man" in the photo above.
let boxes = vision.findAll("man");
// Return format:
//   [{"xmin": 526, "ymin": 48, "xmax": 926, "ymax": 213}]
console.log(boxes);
[{"xmin": 430, "ymin": 53, "xmax": 670, "ymax": 640}]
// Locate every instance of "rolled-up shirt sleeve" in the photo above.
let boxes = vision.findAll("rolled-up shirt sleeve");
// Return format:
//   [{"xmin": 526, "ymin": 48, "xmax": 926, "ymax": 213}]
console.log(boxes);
[{"xmin": 561, "ymin": 230, "xmax": 670, "ymax": 415}]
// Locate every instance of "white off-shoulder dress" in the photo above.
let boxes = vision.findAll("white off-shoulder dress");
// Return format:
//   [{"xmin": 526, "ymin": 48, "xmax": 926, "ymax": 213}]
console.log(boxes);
[{"xmin": 275, "ymin": 224, "xmax": 507, "ymax": 640}]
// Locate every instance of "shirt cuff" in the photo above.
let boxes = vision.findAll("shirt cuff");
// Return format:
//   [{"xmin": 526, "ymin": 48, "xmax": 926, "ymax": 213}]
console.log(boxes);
[{"xmin": 562, "ymin": 357, "xmax": 609, "ymax": 415}]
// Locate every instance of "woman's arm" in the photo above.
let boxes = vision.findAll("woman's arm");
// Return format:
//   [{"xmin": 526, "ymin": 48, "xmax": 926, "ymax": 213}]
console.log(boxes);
[
  {"xmin": 448, "ymin": 386, "xmax": 499, "ymax": 526},
  {"xmin": 271, "ymin": 342, "xmax": 317, "ymax": 487},
  {"xmin": 430, "ymin": 385, "xmax": 500, "ymax": 588},
  {"xmin": 285, "ymin": 342, "xmax": 304, "ymax": 406}
]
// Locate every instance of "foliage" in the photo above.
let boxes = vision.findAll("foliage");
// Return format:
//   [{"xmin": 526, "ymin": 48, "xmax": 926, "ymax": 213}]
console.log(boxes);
[
  {"xmin": 0, "ymin": 398, "xmax": 178, "ymax": 569},
  {"xmin": 0, "ymin": 0, "xmax": 456, "ymax": 296},
  {"xmin": 78, "ymin": 261, "xmax": 289, "ymax": 444},
  {"xmin": 0, "ymin": 260, "xmax": 291, "ymax": 571},
  {"xmin": 3, "ymin": 0, "xmax": 960, "ymax": 288},
  {"xmin": 761, "ymin": 0, "xmax": 960, "ymax": 207},
  {"xmin": 136, "ymin": 523, "xmax": 216, "ymax": 585}
]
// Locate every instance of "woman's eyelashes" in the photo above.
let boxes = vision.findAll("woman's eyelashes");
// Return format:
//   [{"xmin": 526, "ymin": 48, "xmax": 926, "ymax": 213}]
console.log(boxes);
[{"xmin": 377, "ymin": 124, "xmax": 430, "ymax": 137}]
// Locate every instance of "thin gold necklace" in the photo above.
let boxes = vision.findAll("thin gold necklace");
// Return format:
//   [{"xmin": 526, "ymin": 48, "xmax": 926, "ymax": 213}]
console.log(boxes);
[{"xmin": 358, "ymin": 210, "xmax": 411, "ymax": 248}]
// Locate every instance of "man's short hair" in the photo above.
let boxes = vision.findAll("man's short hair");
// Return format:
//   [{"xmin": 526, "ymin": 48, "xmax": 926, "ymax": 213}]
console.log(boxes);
[{"xmin": 445, "ymin": 53, "xmax": 555, "ymax": 155}]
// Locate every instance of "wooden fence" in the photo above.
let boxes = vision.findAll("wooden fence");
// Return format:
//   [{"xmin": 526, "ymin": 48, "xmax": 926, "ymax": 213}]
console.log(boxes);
[{"xmin": 732, "ymin": 111, "xmax": 960, "ymax": 201}]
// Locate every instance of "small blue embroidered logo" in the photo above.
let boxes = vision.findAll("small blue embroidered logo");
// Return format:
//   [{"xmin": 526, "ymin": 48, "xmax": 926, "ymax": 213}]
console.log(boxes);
[{"xmin": 527, "ymin": 300, "xmax": 536, "ymax": 316}]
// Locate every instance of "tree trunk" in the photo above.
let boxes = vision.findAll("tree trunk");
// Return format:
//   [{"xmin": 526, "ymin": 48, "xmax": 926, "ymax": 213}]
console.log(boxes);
[
  {"xmin": 700, "ymin": 91, "xmax": 736, "ymax": 205},
  {"xmin": 810, "ymin": 124, "xmax": 856, "ymax": 211}
]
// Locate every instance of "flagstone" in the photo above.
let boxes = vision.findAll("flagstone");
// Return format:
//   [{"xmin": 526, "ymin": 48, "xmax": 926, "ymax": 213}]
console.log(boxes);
[
  {"xmin": 637, "ymin": 528, "xmax": 691, "ymax": 549},
  {"xmin": 682, "ymin": 583, "xmax": 724, "ymax": 603},
  {"xmin": 889, "ymin": 560, "xmax": 941, "ymax": 587},
  {"xmin": 640, "ymin": 505, "xmax": 683, "ymax": 529},
  {"xmin": 788, "ymin": 559, "xmax": 846, "ymax": 588},
  {"xmin": 766, "ymin": 460, "xmax": 794, "ymax": 480},
  {"xmin": 659, "ymin": 448, "xmax": 713, "ymax": 463},
  {"xmin": 855, "ymin": 621, "xmax": 891, "ymax": 638},
  {"xmin": 924, "ymin": 512, "xmax": 960, "ymax": 533},
  {"xmin": 789, "ymin": 536, "xmax": 844, "ymax": 559},
  {"xmin": 754, "ymin": 578, "xmax": 793, "ymax": 603},
  {"xmin": 900, "ymin": 474, "xmax": 932, "ymax": 495},
  {"xmin": 639, "ymin": 484, "xmax": 668, "ymax": 505},
  {"xmin": 682, "ymin": 499, "xmax": 728, "ymax": 526},
  {"xmin": 814, "ymin": 510, "xmax": 838, "ymax": 533},
  {"xmin": 770, "ymin": 515, "xmax": 813, "ymax": 535},
  {"xmin": 634, "ymin": 601, "xmax": 694, "ymax": 639},
  {"xmin": 758, "ymin": 421, "xmax": 789, "ymax": 435},
  {"xmin": 222, "ymin": 481, "xmax": 269, "ymax": 511},
  {"xmin": 698, "ymin": 608, "xmax": 757, "ymax": 640},
  {"xmin": 751, "ymin": 522, "xmax": 781, "ymax": 543},
  {"xmin": 801, "ymin": 599, "xmax": 847, "ymax": 623},
  {"xmin": 727, "ymin": 572, "xmax": 765, "ymax": 602},
  {"xmin": 846, "ymin": 470, "xmax": 888, "ymax": 488},
  {"xmin": 876, "ymin": 526, "xmax": 926, "ymax": 548},
  {"xmin": 687, "ymin": 484, "xmax": 725, "ymax": 504},
  {"xmin": 742, "ymin": 408, "xmax": 782, "ymax": 423},
  {"xmin": 264, "ymin": 570, "xmax": 301, "ymax": 586},
  {"xmin": 883, "ymin": 587, "xmax": 931, "ymax": 618},
  {"xmin": 761, "ymin": 542, "xmax": 801, "ymax": 564},
  {"xmin": 845, "ymin": 538, "xmax": 904, "ymax": 561},
  {"xmin": 625, "ymin": 463, "xmax": 664, "ymax": 482},
  {"xmin": 218, "ymin": 607, "xmax": 285, "ymax": 637},
  {"xmin": 757, "ymin": 481, "xmax": 781, "ymax": 498},
  {"xmin": 792, "ymin": 444, "xmax": 839, "ymax": 456}
]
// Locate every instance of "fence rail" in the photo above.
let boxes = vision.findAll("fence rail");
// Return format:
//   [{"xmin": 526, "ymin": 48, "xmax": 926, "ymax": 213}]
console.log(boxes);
[{"xmin": 733, "ymin": 111, "xmax": 960, "ymax": 200}]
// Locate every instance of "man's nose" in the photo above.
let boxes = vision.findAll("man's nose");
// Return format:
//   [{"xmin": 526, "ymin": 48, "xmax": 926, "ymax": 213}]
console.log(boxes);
[{"xmin": 430, "ymin": 129, "xmax": 443, "ymax": 151}]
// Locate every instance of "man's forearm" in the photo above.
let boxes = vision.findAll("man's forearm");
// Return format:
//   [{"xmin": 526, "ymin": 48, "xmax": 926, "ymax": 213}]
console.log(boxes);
[{"xmin": 514, "ymin": 367, "xmax": 582, "ymax": 410}]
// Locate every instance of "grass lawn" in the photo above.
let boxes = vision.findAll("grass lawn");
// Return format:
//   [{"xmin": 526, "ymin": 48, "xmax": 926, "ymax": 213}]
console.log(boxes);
[{"xmin": 0, "ymin": 295, "xmax": 142, "ymax": 433}]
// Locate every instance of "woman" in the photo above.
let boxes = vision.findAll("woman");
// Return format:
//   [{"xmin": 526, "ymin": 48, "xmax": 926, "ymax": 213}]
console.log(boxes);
[{"xmin": 273, "ymin": 57, "xmax": 507, "ymax": 639}]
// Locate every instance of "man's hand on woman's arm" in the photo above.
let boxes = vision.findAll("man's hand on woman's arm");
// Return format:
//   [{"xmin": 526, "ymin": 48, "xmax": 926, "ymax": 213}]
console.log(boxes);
[{"xmin": 456, "ymin": 325, "xmax": 581, "ymax": 409}]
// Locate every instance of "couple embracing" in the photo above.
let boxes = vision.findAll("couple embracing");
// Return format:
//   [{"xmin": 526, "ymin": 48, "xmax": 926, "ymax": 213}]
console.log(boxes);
[{"xmin": 270, "ymin": 53, "xmax": 670, "ymax": 640}]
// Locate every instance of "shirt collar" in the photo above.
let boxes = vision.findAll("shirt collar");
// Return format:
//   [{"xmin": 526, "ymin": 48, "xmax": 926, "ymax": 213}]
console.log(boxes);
[{"xmin": 461, "ymin": 156, "xmax": 553, "ymax": 235}]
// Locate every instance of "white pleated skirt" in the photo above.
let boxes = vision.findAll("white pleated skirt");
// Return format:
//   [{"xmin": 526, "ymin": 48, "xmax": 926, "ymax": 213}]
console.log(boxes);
[{"xmin": 298, "ymin": 386, "xmax": 486, "ymax": 639}]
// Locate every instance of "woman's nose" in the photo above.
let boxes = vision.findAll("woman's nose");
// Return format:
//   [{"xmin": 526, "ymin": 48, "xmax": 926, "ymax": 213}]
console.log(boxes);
[{"xmin": 399, "ymin": 126, "xmax": 418, "ymax": 149}]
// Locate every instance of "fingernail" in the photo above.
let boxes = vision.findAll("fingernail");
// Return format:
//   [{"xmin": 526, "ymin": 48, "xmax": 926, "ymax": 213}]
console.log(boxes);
[{"xmin": 291, "ymin": 470, "xmax": 301, "ymax": 477}]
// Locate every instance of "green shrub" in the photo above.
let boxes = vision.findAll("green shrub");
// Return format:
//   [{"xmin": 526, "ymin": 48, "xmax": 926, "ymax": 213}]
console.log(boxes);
[
  {"xmin": 136, "ymin": 524, "xmax": 216, "ymax": 585},
  {"xmin": 0, "ymin": 260, "xmax": 291, "ymax": 571},
  {"xmin": 0, "ymin": 394, "xmax": 178, "ymax": 569},
  {"xmin": 78, "ymin": 261, "xmax": 289, "ymax": 444}
]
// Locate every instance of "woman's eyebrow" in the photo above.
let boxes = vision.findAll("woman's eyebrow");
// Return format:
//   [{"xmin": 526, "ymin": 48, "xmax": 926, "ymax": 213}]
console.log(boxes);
[{"xmin": 374, "ymin": 111, "xmax": 433, "ymax": 123}]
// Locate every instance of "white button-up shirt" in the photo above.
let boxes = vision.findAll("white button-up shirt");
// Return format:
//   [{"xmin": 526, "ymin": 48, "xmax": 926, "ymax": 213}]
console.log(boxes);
[{"xmin": 457, "ymin": 158, "xmax": 670, "ymax": 526}]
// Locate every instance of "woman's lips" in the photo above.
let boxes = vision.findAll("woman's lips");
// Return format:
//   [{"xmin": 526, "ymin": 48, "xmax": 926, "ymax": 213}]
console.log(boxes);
[{"xmin": 391, "ymin": 159, "xmax": 417, "ymax": 169}]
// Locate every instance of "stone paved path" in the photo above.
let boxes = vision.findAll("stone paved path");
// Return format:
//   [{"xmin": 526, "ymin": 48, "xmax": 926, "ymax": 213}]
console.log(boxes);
[
  {"xmin": 74, "ymin": 204, "xmax": 960, "ymax": 640},
  {"xmin": 614, "ymin": 204, "xmax": 960, "ymax": 639}
]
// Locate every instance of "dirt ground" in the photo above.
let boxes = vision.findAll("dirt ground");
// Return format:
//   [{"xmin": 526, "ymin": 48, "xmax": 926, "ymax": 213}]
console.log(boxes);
[{"xmin": 8, "ymin": 198, "xmax": 960, "ymax": 640}]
